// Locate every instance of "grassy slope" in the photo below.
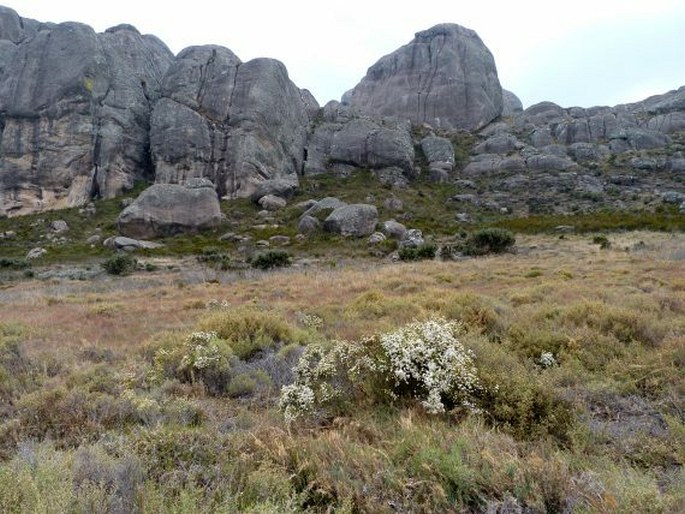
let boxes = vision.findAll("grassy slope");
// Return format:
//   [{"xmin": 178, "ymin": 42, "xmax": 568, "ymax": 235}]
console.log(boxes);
[{"xmin": 0, "ymin": 231, "xmax": 683, "ymax": 512}]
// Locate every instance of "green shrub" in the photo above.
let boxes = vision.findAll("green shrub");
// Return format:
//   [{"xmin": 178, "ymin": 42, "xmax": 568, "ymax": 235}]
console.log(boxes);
[
  {"xmin": 151, "ymin": 331, "xmax": 234, "ymax": 395},
  {"xmin": 463, "ymin": 228, "xmax": 515, "ymax": 256},
  {"xmin": 0, "ymin": 258, "xmax": 30, "ymax": 270},
  {"xmin": 592, "ymin": 235, "xmax": 611, "ymax": 249},
  {"xmin": 251, "ymin": 250, "xmax": 291, "ymax": 270},
  {"xmin": 197, "ymin": 307, "xmax": 303, "ymax": 360},
  {"xmin": 197, "ymin": 247, "xmax": 232, "ymax": 270},
  {"xmin": 398, "ymin": 244, "xmax": 437, "ymax": 261},
  {"xmin": 101, "ymin": 253, "xmax": 137, "ymax": 275}
]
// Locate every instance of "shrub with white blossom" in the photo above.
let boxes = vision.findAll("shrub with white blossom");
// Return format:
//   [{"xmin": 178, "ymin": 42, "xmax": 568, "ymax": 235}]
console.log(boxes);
[{"xmin": 279, "ymin": 318, "xmax": 481, "ymax": 422}]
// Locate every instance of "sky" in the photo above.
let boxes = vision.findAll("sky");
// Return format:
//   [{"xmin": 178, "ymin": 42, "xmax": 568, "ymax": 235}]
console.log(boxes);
[{"xmin": 5, "ymin": 1, "xmax": 685, "ymax": 109}]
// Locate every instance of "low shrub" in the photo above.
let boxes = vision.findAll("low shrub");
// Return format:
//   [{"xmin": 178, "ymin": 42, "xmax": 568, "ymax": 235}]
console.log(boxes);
[
  {"xmin": 0, "ymin": 258, "xmax": 30, "ymax": 270},
  {"xmin": 398, "ymin": 244, "xmax": 437, "ymax": 261},
  {"xmin": 462, "ymin": 228, "xmax": 515, "ymax": 256},
  {"xmin": 197, "ymin": 247, "xmax": 232, "ymax": 270},
  {"xmin": 252, "ymin": 250, "xmax": 291, "ymax": 270},
  {"xmin": 592, "ymin": 235, "xmax": 611, "ymax": 249},
  {"xmin": 151, "ymin": 331, "xmax": 234, "ymax": 395},
  {"xmin": 197, "ymin": 306, "xmax": 303, "ymax": 360},
  {"xmin": 101, "ymin": 253, "xmax": 137, "ymax": 275},
  {"xmin": 279, "ymin": 318, "xmax": 481, "ymax": 422}
]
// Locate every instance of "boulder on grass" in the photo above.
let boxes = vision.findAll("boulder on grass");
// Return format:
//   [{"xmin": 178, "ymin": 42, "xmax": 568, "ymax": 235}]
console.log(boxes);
[
  {"xmin": 323, "ymin": 204, "xmax": 378, "ymax": 237},
  {"xmin": 117, "ymin": 181, "xmax": 222, "ymax": 239}
]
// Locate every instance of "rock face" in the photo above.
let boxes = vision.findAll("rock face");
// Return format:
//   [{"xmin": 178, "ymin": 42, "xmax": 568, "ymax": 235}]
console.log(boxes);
[
  {"xmin": 0, "ymin": 8, "xmax": 173, "ymax": 216},
  {"xmin": 305, "ymin": 102, "xmax": 415, "ymax": 179},
  {"xmin": 150, "ymin": 46, "xmax": 315, "ymax": 199},
  {"xmin": 117, "ymin": 180, "xmax": 222, "ymax": 238},
  {"xmin": 345, "ymin": 24, "xmax": 503, "ymax": 131}
]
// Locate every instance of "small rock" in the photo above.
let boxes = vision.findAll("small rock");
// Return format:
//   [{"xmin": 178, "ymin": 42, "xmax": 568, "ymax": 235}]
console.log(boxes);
[
  {"xmin": 661, "ymin": 191, "xmax": 685, "ymax": 204},
  {"xmin": 258, "ymin": 194, "xmax": 287, "ymax": 211},
  {"xmin": 554, "ymin": 225, "xmax": 576, "ymax": 233},
  {"xmin": 103, "ymin": 236, "xmax": 164, "ymax": 251},
  {"xmin": 456, "ymin": 213, "xmax": 472, "ymax": 223},
  {"xmin": 323, "ymin": 204, "xmax": 379, "ymax": 237},
  {"xmin": 0, "ymin": 231, "xmax": 16, "ymax": 239},
  {"xmin": 294, "ymin": 234, "xmax": 306, "ymax": 243},
  {"xmin": 384, "ymin": 197, "xmax": 404, "ymax": 211},
  {"xmin": 382, "ymin": 220, "xmax": 407, "ymax": 239},
  {"xmin": 26, "ymin": 247, "xmax": 46, "ymax": 259},
  {"xmin": 50, "ymin": 220, "xmax": 69, "ymax": 233},
  {"xmin": 269, "ymin": 235, "xmax": 291, "ymax": 246},
  {"xmin": 400, "ymin": 229, "xmax": 424, "ymax": 248},
  {"xmin": 368, "ymin": 232, "xmax": 386, "ymax": 245},
  {"xmin": 86, "ymin": 235, "xmax": 102, "ymax": 245},
  {"xmin": 298, "ymin": 215, "xmax": 321, "ymax": 234},
  {"xmin": 256, "ymin": 240, "xmax": 270, "ymax": 248}
]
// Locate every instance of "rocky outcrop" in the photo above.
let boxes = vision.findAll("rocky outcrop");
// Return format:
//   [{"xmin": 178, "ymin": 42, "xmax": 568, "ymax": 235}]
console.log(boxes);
[
  {"xmin": 304, "ymin": 102, "xmax": 415, "ymax": 179},
  {"xmin": 117, "ymin": 179, "xmax": 222, "ymax": 238},
  {"xmin": 150, "ymin": 46, "xmax": 315, "ymax": 199},
  {"xmin": 420, "ymin": 136, "xmax": 455, "ymax": 182},
  {"xmin": 0, "ymin": 9, "xmax": 173, "ymax": 216},
  {"xmin": 345, "ymin": 23, "xmax": 502, "ymax": 131}
]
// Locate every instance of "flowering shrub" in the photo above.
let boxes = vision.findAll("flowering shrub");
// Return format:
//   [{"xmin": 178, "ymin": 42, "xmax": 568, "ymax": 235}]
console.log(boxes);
[
  {"xmin": 151, "ymin": 331, "xmax": 233, "ymax": 395},
  {"xmin": 378, "ymin": 318, "xmax": 480, "ymax": 414},
  {"xmin": 537, "ymin": 351, "xmax": 557, "ymax": 368},
  {"xmin": 279, "ymin": 318, "xmax": 481, "ymax": 421}
]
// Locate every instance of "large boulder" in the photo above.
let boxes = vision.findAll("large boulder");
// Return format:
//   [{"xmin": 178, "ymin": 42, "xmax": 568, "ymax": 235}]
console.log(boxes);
[
  {"xmin": 0, "ymin": 16, "xmax": 173, "ymax": 216},
  {"xmin": 117, "ymin": 180, "xmax": 222, "ymax": 238},
  {"xmin": 346, "ymin": 23, "xmax": 503, "ymax": 131},
  {"xmin": 151, "ymin": 46, "xmax": 315, "ymax": 198},
  {"xmin": 323, "ymin": 204, "xmax": 378, "ymax": 237}
]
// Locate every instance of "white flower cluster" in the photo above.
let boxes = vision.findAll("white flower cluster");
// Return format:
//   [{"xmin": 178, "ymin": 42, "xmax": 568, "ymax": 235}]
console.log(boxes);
[
  {"xmin": 296, "ymin": 311, "xmax": 324, "ymax": 329},
  {"xmin": 180, "ymin": 331, "xmax": 223, "ymax": 371},
  {"xmin": 206, "ymin": 299, "xmax": 230, "ymax": 310},
  {"xmin": 279, "ymin": 318, "xmax": 482, "ymax": 422},
  {"xmin": 537, "ymin": 351, "xmax": 557, "ymax": 369},
  {"xmin": 379, "ymin": 318, "xmax": 480, "ymax": 414}
]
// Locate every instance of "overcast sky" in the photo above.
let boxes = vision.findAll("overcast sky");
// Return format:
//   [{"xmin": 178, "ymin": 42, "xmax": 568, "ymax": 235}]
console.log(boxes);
[{"xmin": 5, "ymin": 1, "xmax": 685, "ymax": 109}]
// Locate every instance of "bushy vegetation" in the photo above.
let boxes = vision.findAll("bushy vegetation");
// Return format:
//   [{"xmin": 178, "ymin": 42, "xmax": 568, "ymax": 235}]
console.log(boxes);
[
  {"xmin": 0, "ymin": 232, "xmax": 684, "ymax": 512},
  {"xmin": 462, "ymin": 228, "xmax": 516, "ymax": 256},
  {"xmin": 251, "ymin": 250, "xmax": 291, "ymax": 270},
  {"xmin": 398, "ymin": 243, "xmax": 437, "ymax": 261},
  {"xmin": 101, "ymin": 253, "xmax": 137, "ymax": 275}
]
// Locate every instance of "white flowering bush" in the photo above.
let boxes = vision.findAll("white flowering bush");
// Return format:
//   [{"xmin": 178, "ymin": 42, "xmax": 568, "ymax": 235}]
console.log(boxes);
[
  {"xmin": 151, "ymin": 331, "xmax": 234, "ymax": 395},
  {"xmin": 279, "ymin": 318, "xmax": 481, "ymax": 422},
  {"xmin": 378, "ymin": 318, "xmax": 480, "ymax": 414}
]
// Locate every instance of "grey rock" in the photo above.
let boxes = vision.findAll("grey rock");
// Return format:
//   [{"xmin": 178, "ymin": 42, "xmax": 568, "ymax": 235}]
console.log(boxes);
[
  {"xmin": 256, "ymin": 240, "xmax": 270, "ymax": 248},
  {"xmin": 0, "ymin": 230, "xmax": 16, "ymax": 239},
  {"xmin": 0, "ymin": 19, "xmax": 174, "ymax": 215},
  {"xmin": 258, "ymin": 195, "xmax": 287, "ymax": 211},
  {"xmin": 269, "ymin": 235, "xmax": 291, "ymax": 246},
  {"xmin": 250, "ymin": 178, "xmax": 298, "ymax": 203},
  {"xmin": 323, "ymin": 204, "xmax": 378, "ymax": 237},
  {"xmin": 347, "ymin": 24, "xmax": 502, "ymax": 130},
  {"xmin": 104, "ymin": 236, "xmax": 164, "ymax": 251},
  {"xmin": 661, "ymin": 191, "xmax": 685, "ymax": 204},
  {"xmin": 368, "ymin": 232, "xmax": 387, "ymax": 245},
  {"xmin": 117, "ymin": 182, "xmax": 222, "ymax": 238},
  {"xmin": 297, "ymin": 215, "xmax": 321, "ymax": 234},
  {"xmin": 302, "ymin": 197, "xmax": 348, "ymax": 219},
  {"xmin": 295, "ymin": 199, "xmax": 318, "ymax": 211},
  {"xmin": 400, "ymin": 229, "xmax": 424, "ymax": 248},
  {"xmin": 502, "ymin": 89, "xmax": 523, "ymax": 116},
  {"xmin": 373, "ymin": 167, "xmax": 410, "ymax": 188},
  {"xmin": 421, "ymin": 137, "xmax": 455, "ymax": 166},
  {"xmin": 475, "ymin": 134, "xmax": 523, "ymax": 154},
  {"xmin": 86, "ymin": 234, "xmax": 102, "ymax": 245},
  {"xmin": 456, "ymin": 213, "xmax": 472, "ymax": 223},
  {"xmin": 384, "ymin": 197, "xmax": 404, "ymax": 211},
  {"xmin": 50, "ymin": 220, "xmax": 69, "ymax": 234},
  {"xmin": 554, "ymin": 225, "xmax": 576, "ymax": 233},
  {"xmin": 26, "ymin": 247, "xmax": 46, "ymax": 260},
  {"xmin": 151, "ymin": 47, "xmax": 314, "ymax": 198},
  {"xmin": 306, "ymin": 112, "xmax": 415, "ymax": 177},
  {"xmin": 382, "ymin": 220, "xmax": 408, "ymax": 239}
]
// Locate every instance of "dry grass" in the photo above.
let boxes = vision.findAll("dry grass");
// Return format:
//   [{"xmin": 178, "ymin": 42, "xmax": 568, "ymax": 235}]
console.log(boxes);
[{"xmin": 0, "ymin": 231, "xmax": 683, "ymax": 512}]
